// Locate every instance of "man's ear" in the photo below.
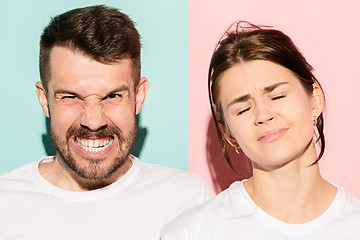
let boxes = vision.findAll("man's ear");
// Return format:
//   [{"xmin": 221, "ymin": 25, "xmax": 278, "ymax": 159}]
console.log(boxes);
[
  {"xmin": 135, "ymin": 77, "xmax": 149, "ymax": 115},
  {"xmin": 218, "ymin": 122, "xmax": 238, "ymax": 148},
  {"xmin": 35, "ymin": 81, "xmax": 50, "ymax": 118},
  {"xmin": 311, "ymin": 83, "xmax": 324, "ymax": 118}
]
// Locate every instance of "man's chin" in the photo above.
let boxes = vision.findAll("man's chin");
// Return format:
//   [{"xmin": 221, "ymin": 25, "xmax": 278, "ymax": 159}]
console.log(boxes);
[
  {"xmin": 66, "ymin": 155, "xmax": 127, "ymax": 179},
  {"xmin": 68, "ymin": 155, "xmax": 131, "ymax": 190}
]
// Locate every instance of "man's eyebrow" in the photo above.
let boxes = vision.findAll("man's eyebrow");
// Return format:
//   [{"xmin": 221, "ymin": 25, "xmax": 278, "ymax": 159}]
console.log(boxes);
[
  {"xmin": 53, "ymin": 86, "xmax": 131, "ymax": 98},
  {"xmin": 105, "ymin": 86, "xmax": 130, "ymax": 96},
  {"xmin": 53, "ymin": 89, "xmax": 79, "ymax": 98},
  {"xmin": 227, "ymin": 82, "xmax": 289, "ymax": 109}
]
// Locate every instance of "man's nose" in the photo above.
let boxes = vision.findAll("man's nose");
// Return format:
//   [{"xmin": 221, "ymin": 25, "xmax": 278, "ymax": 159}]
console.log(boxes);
[{"xmin": 80, "ymin": 102, "xmax": 108, "ymax": 131}]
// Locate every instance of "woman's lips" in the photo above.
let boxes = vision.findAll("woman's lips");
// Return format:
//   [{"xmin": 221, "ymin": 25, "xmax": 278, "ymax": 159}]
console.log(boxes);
[{"xmin": 257, "ymin": 128, "xmax": 289, "ymax": 143}]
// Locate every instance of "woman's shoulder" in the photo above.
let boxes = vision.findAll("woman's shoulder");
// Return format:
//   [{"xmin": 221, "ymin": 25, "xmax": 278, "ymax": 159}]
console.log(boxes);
[
  {"xmin": 160, "ymin": 180, "xmax": 257, "ymax": 238},
  {"xmin": 337, "ymin": 186, "xmax": 360, "ymax": 213}
]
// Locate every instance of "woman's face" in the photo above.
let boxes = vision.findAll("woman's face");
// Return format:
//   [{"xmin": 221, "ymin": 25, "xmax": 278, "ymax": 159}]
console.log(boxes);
[{"xmin": 218, "ymin": 60, "xmax": 322, "ymax": 170}]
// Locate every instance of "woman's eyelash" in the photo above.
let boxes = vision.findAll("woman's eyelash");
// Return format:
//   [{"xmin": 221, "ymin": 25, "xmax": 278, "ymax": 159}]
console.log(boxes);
[
  {"xmin": 271, "ymin": 95, "xmax": 285, "ymax": 100},
  {"xmin": 237, "ymin": 107, "xmax": 250, "ymax": 115}
]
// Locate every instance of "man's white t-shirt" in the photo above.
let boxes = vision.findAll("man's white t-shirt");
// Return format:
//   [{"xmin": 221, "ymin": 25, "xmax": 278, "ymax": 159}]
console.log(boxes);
[
  {"xmin": 161, "ymin": 180, "xmax": 360, "ymax": 239},
  {"xmin": 0, "ymin": 155, "xmax": 214, "ymax": 239}
]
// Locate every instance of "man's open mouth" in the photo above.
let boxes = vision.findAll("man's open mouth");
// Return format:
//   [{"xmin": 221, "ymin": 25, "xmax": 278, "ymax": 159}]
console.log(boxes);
[{"xmin": 75, "ymin": 136, "xmax": 114, "ymax": 152}]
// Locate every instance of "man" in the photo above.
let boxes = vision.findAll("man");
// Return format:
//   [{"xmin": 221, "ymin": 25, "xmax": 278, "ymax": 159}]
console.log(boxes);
[{"xmin": 0, "ymin": 5, "xmax": 214, "ymax": 239}]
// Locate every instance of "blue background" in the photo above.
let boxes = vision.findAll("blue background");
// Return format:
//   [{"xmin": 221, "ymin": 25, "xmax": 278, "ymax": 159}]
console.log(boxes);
[{"xmin": 0, "ymin": 0, "xmax": 189, "ymax": 173}]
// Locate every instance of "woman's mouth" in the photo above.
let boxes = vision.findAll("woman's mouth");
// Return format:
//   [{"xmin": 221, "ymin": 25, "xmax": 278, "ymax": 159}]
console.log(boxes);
[{"xmin": 257, "ymin": 128, "xmax": 288, "ymax": 143}]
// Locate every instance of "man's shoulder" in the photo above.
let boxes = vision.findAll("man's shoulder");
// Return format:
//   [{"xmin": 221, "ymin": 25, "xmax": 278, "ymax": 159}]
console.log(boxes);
[
  {"xmin": 0, "ymin": 160, "xmax": 36, "ymax": 180},
  {"xmin": 0, "ymin": 159, "xmax": 40, "ymax": 191},
  {"xmin": 132, "ymin": 156, "xmax": 215, "ymax": 201},
  {"xmin": 134, "ymin": 156, "xmax": 207, "ymax": 184},
  {"xmin": 160, "ymin": 186, "xmax": 227, "ymax": 239}
]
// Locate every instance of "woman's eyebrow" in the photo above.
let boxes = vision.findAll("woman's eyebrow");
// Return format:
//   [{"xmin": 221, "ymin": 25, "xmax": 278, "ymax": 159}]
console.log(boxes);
[
  {"xmin": 227, "ymin": 94, "xmax": 250, "ymax": 109},
  {"xmin": 227, "ymin": 82, "xmax": 289, "ymax": 109},
  {"xmin": 263, "ymin": 82, "xmax": 288, "ymax": 93}
]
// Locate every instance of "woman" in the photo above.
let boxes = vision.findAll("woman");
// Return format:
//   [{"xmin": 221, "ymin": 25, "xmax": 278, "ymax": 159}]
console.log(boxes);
[{"xmin": 161, "ymin": 22, "xmax": 360, "ymax": 239}]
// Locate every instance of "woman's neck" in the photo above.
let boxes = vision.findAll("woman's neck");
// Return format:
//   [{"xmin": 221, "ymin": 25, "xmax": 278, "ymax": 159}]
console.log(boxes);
[{"xmin": 244, "ymin": 153, "xmax": 337, "ymax": 223}]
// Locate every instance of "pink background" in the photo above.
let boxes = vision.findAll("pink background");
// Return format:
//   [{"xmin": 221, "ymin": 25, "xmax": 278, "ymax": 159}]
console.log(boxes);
[{"xmin": 189, "ymin": 0, "xmax": 360, "ymax": 197}]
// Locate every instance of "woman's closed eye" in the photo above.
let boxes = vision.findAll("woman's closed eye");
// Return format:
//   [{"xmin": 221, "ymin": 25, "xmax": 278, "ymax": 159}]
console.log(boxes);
[
  {"xmin": 237, "ymin": 107, "xmax": 250, "ymax": 115},
  {"xmin": 271, "ymin": 95, "xmax": 286, "ymax": 101}
]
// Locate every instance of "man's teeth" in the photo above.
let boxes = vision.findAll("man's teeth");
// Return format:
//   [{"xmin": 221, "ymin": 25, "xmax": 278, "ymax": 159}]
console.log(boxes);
[{"xmin": 76, "ymin": 137, "xmax": 114, "ymax": 152}]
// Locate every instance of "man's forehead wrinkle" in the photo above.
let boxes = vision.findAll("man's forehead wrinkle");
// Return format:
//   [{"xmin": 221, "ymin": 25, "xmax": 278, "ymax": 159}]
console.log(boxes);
[{"xmin": 83, "ymin": 94, "xmax": 105, "ymax": 102}]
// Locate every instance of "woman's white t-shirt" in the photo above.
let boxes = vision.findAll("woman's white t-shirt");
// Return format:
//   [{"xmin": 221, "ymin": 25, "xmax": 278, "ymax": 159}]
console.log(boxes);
[{"xmin": 161, "ymin": 180, "xmax": 360, "ymax": 239}]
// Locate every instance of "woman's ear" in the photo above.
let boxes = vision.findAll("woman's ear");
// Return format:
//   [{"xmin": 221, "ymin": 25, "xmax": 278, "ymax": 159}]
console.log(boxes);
[
  {"xmin": 218, "ymin": 122, "xmax": 239, "ymax": 148},
  {"xmin": 311, "ymin": 83, "xmax": 324, "ymax": 118}
]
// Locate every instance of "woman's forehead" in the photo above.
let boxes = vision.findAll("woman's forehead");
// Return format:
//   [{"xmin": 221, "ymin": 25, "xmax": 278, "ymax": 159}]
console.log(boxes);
[{"xmin": 217, "ymin": 60, "xmax": 299, "ymax": 95}]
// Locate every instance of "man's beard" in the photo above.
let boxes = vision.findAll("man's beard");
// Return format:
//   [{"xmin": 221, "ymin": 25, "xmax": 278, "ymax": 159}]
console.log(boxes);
[{"xmin": 49, "ymin": 119, "xmax": 137, "ymax": 181}]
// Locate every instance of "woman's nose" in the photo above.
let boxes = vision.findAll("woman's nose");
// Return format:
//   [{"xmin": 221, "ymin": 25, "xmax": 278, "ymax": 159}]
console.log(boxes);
[{"xmin": 254, "ymin": 102, "xmax": 275, "ymax": 125}]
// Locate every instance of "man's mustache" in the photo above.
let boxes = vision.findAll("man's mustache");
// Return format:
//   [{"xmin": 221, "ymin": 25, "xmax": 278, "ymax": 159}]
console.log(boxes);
[{"xmin": 66, "ymin": 125, "xmax": 123, "ymax": 142}]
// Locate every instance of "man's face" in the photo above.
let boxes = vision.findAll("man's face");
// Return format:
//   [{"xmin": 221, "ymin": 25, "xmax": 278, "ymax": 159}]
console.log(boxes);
[{"xmin": 36, "ymin": 46, "xmax": 148, "ymax": 181}]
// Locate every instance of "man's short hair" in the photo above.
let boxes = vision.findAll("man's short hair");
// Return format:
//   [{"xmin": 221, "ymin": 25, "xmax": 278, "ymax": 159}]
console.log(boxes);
[{"xmin": 39, "ymin": 5, "xmax": 141, "ymax": 92}]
